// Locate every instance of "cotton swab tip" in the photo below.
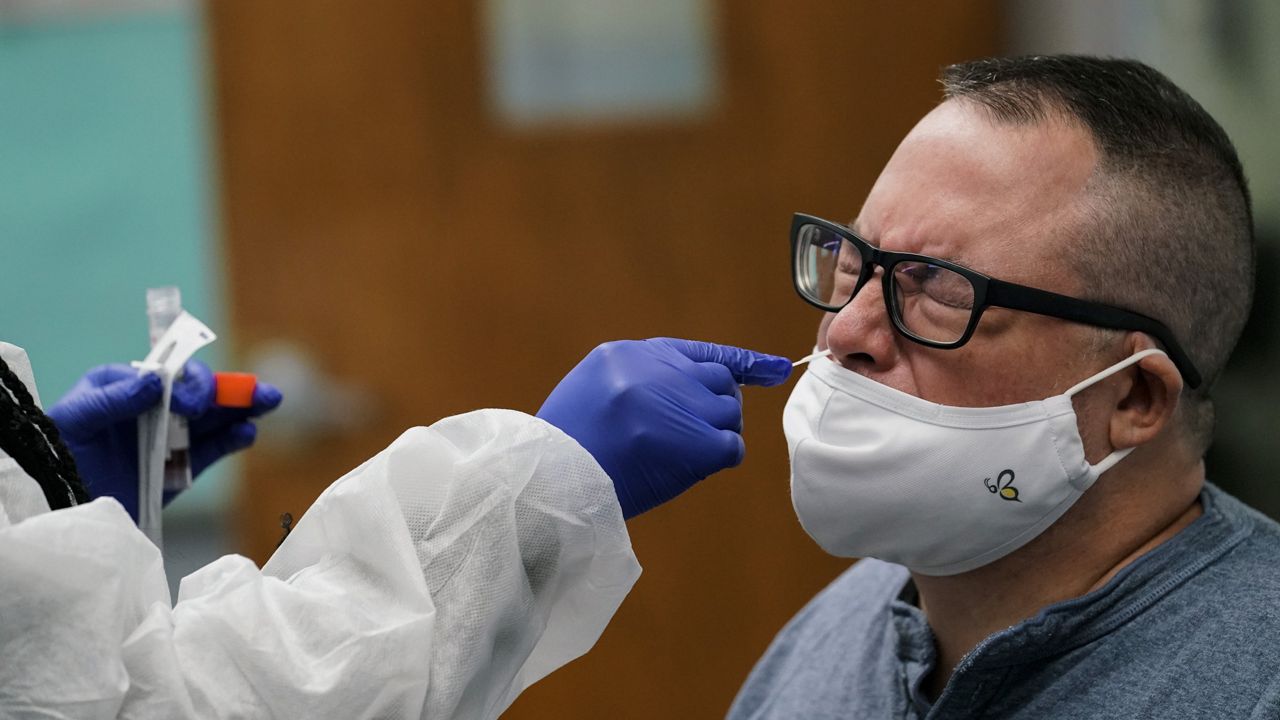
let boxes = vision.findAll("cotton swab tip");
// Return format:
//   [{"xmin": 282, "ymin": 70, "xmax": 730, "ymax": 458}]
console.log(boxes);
[{"xmin": 792, "ymin": 348, "xmax": 834, "ymax": 367}]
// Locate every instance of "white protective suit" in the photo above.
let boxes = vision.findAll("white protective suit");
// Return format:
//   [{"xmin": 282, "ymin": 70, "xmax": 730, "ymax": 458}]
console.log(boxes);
[{"xmin": 0, "ymin": 343, "xmax": 641, "ymax": 719}]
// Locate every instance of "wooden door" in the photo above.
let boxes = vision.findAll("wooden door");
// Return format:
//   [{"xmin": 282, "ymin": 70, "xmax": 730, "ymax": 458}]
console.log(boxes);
[{"xmin": 208, "ymin": 2, "xmax": 997, "ymax": 716}]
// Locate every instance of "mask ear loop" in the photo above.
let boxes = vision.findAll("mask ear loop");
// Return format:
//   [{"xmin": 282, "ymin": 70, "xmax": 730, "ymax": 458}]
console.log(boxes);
[
  {"xmin": 1064, "ymin": 348, "xmax": 1168, "ymax": 399},
  {"xmin": 1063, "ymin": 348, "xmax": 1169, "ymax": 482}
]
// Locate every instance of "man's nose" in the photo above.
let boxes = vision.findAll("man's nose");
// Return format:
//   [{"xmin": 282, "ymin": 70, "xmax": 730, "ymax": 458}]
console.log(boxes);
[{"xmin": 823, "ymin": 269, "xmax": 900, "ymax": 374}]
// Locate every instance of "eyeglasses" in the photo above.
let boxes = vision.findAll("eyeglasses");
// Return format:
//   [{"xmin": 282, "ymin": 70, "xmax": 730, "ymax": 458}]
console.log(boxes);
[{"xmin": 790, "ymin": 213, "xmax": 1202, "ymax": 388}]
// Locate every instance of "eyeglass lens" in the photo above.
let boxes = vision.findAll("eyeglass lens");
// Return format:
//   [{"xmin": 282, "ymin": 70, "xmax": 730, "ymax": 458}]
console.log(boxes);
[{"xmin": 796, "ymin": 223, "xmax": 976, "ymax": 344}]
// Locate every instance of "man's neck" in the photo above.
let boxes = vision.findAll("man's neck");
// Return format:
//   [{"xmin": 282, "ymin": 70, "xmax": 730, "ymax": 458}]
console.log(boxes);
[{"xmin": 912, "ymin": 461, "xmax": 1205, "ymax": 702}]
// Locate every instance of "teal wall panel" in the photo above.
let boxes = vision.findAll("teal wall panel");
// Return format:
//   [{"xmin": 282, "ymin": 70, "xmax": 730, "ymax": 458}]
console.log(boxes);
[
  {"xmin": 0, "ymin": 9, "xmax": 224, "ymax": 401},
  {"xmin": 0, "ymin": 8, "xmax": 234, "ymax": 520}
]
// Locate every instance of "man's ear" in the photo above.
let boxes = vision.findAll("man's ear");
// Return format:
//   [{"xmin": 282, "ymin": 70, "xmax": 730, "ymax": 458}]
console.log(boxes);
[{"xmin": 1110, "ymin": 333, "xmax": 1183, "ymax": 450}]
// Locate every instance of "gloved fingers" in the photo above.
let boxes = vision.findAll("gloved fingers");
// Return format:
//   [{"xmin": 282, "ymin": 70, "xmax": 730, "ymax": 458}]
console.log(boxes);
[
  {"xmin": 191, "ymin": 421, "xmax": 258, "ymax": 477},
  {"xmin": 683, "ymin": 361, "xmax": 743, "ymax": 398},
  {"xmin": 170, "ymin": 359, "xmax": 216, "ymax": 417},
  {"xmin": 187, "ymin": 381, "xmax": 283, "ymax": 436},
  {"xmin": 188, "ymin": 404, "xmax": 247, "ymax": 438},
  {"xmin": 245, "ymin": 381, "xmax": 284, "ymax": 416},
  {"xmin": 687, "ymin": 428, "xmax": 746, "ymax": 478},
  {"xmin": 48, "ymin": 372, "xmax": 163, "ymax": 439},
  {"xmin": 721, "ymin": 430, "xmax": 746, "ymax": 468},
  {"xmin": 57, "ymin": 364, "xmax": 141, "ymax": 410},
  {"xmin": 699, "ymin": 392, "xmax": 744, "ymax": 433},
  {"xmin": 653, "ymin": 337, "xmax": 792, "ymax": 387},
  {"xmin": 79, "ymin": 363, "xmax": 143, "ymax": 389}
]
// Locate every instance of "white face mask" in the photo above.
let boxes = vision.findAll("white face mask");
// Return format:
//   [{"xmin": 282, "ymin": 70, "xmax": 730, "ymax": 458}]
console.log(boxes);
[{"xmin": 783, "ymin": 348, "xmax": 1166, "ymax": 576}]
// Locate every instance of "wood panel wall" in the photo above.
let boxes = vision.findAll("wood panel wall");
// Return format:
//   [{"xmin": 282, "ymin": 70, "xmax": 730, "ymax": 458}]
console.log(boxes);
[{"xmin": 208, "ymin": 2, "xmax": 997, "ymax": 716}]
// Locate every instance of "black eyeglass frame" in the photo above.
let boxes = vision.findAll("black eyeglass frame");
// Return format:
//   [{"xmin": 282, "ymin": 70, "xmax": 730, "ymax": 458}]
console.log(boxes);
[{"xmin": 790, "ymin": 213, "xmax": 1202, "ymax": 388}]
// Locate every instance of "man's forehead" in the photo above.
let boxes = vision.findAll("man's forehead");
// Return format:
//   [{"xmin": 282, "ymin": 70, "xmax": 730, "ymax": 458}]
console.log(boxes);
[{"xmin": 850, "ymin": 101, "xmax": 1098, "ymax": 281}]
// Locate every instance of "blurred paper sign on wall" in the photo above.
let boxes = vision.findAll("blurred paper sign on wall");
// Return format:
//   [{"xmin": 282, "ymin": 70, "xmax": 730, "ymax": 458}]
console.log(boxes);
[{"xmin": 483, "ymin": 0, "xmax": 718, "ymax": 127}]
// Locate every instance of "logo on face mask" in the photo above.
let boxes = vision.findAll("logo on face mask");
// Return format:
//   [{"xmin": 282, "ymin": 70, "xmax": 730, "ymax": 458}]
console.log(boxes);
[{"xmin": 984, "ymin": 469, "xmax": 1020, "ymax": 502}]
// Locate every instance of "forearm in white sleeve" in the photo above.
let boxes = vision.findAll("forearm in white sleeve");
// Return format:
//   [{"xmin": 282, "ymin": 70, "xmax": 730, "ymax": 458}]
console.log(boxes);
[{"xmin": 0, "ymin": 409, "xmax": 640, "ymax": 720}]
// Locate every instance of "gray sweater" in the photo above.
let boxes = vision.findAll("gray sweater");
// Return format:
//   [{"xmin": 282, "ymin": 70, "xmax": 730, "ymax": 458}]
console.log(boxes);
[{"xmin": 730, "ymin": 484, "xmax": 1280, "ymax": 719}]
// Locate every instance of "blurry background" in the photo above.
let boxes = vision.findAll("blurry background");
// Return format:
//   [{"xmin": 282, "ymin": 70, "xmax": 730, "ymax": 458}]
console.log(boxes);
[{"xmin": 1, "ymin": 1, "xmax": 1275, "ymax": 717}]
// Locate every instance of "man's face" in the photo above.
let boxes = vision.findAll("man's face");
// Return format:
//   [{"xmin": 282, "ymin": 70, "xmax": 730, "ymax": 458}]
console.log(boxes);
[{"xmin": 820, "ymin": 100, "xmax": 1108, "ymax": 409}]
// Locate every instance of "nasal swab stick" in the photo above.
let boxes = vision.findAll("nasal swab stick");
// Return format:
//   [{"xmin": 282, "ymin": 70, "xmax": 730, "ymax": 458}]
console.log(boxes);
[
  {"xmin": 792, "ymin": 348, "xmax": 834, "ymax": 367},
  {"xmin": 739, "ymin": 348, "xmax": 835, "ymax": 389}
]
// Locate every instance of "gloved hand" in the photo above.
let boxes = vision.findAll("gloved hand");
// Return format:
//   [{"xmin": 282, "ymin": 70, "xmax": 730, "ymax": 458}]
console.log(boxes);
[
  {"xmin": 47, "ymin": 359, "xmax": 283, "ymax": 521},
  {"xmin": 537, "ymin": 338, "xmax": 791, "ymax": 519}
]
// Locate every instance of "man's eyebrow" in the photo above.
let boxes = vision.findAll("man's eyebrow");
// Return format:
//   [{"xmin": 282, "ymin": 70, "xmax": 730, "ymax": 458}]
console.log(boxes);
[{"xmin": 848, "ymin": 218, "xmax": 984, "ymax": 271}]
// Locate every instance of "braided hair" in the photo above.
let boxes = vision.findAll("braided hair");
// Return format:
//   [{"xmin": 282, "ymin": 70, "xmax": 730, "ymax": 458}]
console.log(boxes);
[{"xmin": 0, "ymin": 355, "xmax": 89, "ymax": 509}]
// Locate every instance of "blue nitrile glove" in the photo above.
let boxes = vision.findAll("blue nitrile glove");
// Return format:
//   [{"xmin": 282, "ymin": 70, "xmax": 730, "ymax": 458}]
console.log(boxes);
[
  {"xmin": 47, "ymin": 359, "xmax": 283, "ymax": 521},
  {"xmin": 537, "ymin": 338, "xmax": 792, "ymax": 519}
]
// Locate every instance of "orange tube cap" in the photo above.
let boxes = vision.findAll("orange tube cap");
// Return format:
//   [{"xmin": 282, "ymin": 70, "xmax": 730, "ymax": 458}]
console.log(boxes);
[{"xmin": 214, "ymin": 372, "xmax": 257, "ymax": 408}]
